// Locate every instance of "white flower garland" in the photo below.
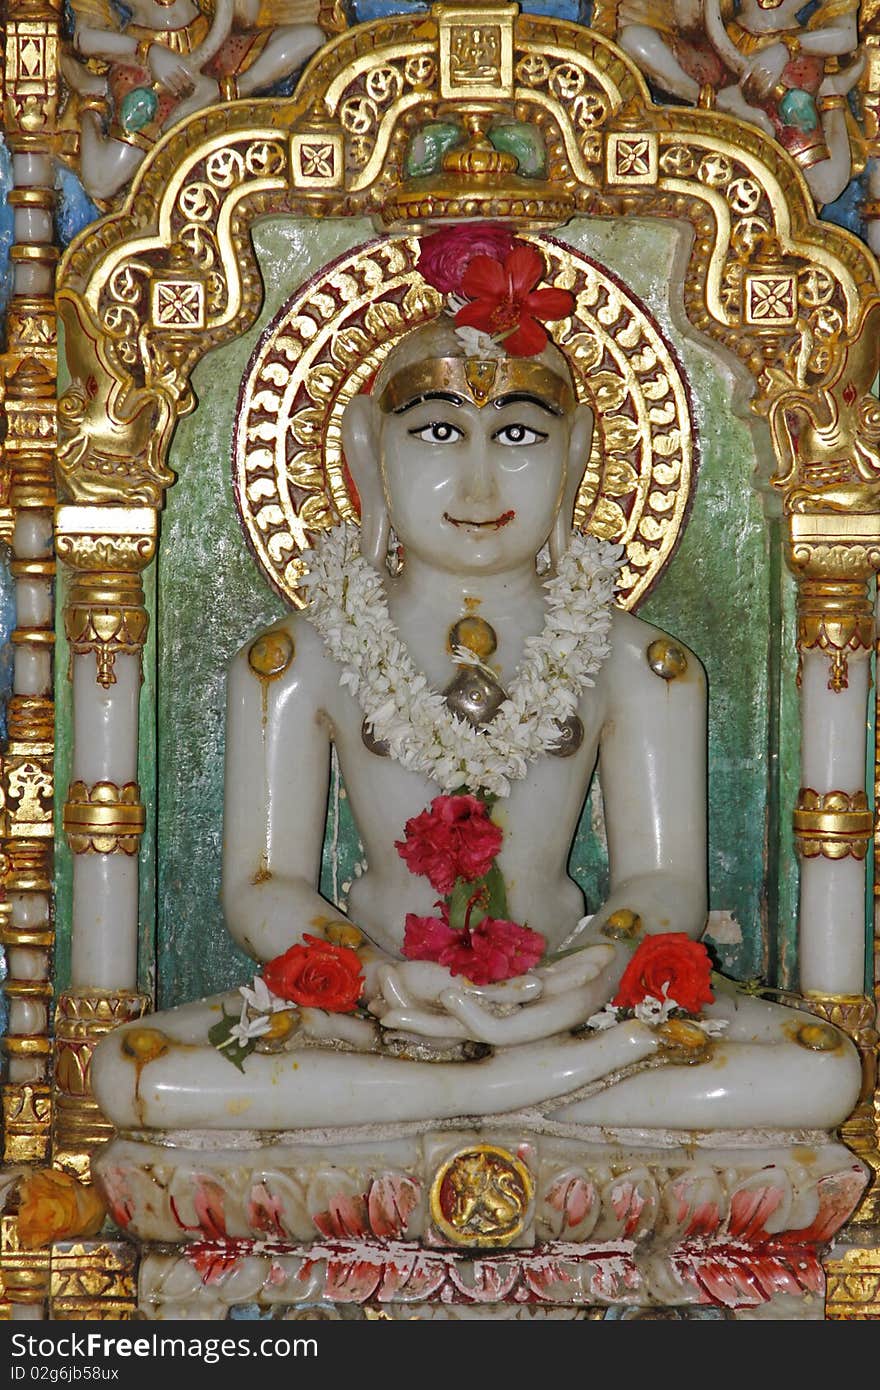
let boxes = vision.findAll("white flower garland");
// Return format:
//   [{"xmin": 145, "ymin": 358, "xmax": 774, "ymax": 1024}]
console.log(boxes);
[{"xmin": 304, "ymin": 523, "xmax": 623, "ymax": 798}]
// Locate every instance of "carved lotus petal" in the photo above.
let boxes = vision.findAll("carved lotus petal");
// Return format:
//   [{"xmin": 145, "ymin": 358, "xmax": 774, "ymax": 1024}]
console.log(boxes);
[
  {"xmin": 375, "ymin": 1254, "xmax": 447, "ymax": 1303},
  {"xmin": 248, "ymin": 1169, "xmax": 311, "ymax": 1241},
  {"xmin": 167, "ymin": 1171, "xmax": 238, "ymax": 1240},
  {"xmin": 776, "ymin": 1167, "xmax": 867, "ymax": 1244},
  {"xmin": 447, "ymin": 1259, "xmax": 519, "ymax": 1303},
  {"xmin": 366, "ymin": 1172, "xmax": 421, "ymax": 1239},
  {"xmin": 537, "ymin": 1168, "xmax": 599, "ymax": 1241},
  {"xmin": 660, "ymin": 1169, "xmax": 723, "ymax": 1239},
  {"xmin": 594, "ymin": 1167, "xmax": 659, "ymax": 1241},
  {"xmin": 308, "ymin": 1169, "xmax": 370, "ymax": 1239},
  {"xmin": 322, "ymin": 1254, "xmax": 384, "ymax": 1302},
  {"xmin": 725, "ymin": 1166, "xmax": 792, "ymax": 1240}
]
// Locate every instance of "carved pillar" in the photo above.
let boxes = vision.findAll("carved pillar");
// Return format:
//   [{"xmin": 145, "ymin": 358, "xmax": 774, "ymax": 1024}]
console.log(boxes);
[
  {"xmin": 53, "ymin": 507, "xmax": 154, "ymax": 1178},
  {"xmin": 789, "ymin": 518, "xmax": 880, "ymax": 1265},
  {"xmin": 789, "ymin": 522, "xmax": 876, "ymax": 996},
  {"xmin": 0, "ymin": 0, "xmax": 60, "ymax": 1217}
]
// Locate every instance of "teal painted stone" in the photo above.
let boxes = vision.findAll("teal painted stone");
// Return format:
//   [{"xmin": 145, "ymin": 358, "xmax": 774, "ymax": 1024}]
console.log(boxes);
[
  {"xmin": 778, "ymin": 87, "xmax": 819, "ymax": 133},
  {"xmin": 405, "ymin": 123, "xmax": 461, "ymax": 178},
  {"xmin": 120, "ymin": 86, "xmax": 158, "ymax": 134},
  {"xmin": 490, "ymin": 123, "xmax": 546, "ymax": 177}
]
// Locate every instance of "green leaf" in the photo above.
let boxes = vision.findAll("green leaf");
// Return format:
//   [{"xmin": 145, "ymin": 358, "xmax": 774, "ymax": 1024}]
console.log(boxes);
[
  {"xmin": 483, "ymin": 860, "xmax": 508, "ymax": 919},
  {"xmin": 208, "ymin": 1010, "xmax": 253, "ymax": 1073}
]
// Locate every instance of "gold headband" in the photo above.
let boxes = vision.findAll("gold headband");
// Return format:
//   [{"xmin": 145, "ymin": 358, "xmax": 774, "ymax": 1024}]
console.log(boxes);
[{"xmin": 377, "ymin": 356, "xmax": 576, "ymax": 414}]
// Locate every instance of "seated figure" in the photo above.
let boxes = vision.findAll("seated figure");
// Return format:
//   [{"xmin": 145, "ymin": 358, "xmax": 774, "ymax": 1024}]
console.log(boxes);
[{"xmin": 92, "ymin": 235, "xmax": 862, "ymax": 1144}]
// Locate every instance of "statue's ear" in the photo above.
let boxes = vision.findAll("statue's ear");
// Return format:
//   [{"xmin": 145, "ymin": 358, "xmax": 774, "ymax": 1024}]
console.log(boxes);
[
  {"xmin": 341, "ymin": 393, "xmax": 390, "ymax": 571},
  {"xmin": 549, "ymin": 403, "xmax": 594, "ymax": 569}
]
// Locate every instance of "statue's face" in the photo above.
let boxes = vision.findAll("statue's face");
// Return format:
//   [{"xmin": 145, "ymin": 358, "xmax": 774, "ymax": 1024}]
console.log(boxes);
[{"xmin": 378, "ymin": 376, "xmax": 580, "ymax": 575}]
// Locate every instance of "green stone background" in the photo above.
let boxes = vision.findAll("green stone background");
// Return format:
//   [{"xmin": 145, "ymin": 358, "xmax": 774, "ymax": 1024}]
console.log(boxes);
[{"xmin": 53, "ymin": 214, "xmax": 812, "ymax": 1002}]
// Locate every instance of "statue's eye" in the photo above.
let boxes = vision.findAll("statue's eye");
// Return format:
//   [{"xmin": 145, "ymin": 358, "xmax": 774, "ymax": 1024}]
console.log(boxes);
[
  {"xmin": 493, "ymin": 423, "xmax": 548, "ymax": 447},
  {"xmin": 408, "ymin": 421, "xmax": 464, "ymax": 444}
]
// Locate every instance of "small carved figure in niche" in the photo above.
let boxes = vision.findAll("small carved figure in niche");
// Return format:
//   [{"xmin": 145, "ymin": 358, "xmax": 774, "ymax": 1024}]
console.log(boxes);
[
  {"xmin": 606, "ymin": 0, "xmax": 864, "ymax": 206},
  {"xmin": 60, "ymin": 0, "xmax": 325, "ymax": 203}
]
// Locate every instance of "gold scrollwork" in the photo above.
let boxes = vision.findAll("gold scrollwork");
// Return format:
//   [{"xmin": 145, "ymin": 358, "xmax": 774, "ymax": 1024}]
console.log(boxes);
[
  {"xmin": 2, "ymin": 1084, "xmax": 52, "ymax": 1165},
  {"xmin": 825, "ymin": 1249, "xmax": 880, "ymax": 1319},
  {"xmin": 57, "ymin": 507, "xmax": 156, "ymax": 687},
  {"xmin": 4, "ymin": 751, "xmax": 53, "ymax": 836},
  {"xmin": 793, "ymin": 789, "xmax": 873, "ymax": 860},
  {"xmin": 49, "ymin": 1241, "xmax": 139, "ymax": 1321},
  {"xmin": 63, "ymin": 783, "xmax": 145, "ymax": 856},
  {"xmin": 53, "ymin": 991, "xmax": 151, "ymax": 1178}
]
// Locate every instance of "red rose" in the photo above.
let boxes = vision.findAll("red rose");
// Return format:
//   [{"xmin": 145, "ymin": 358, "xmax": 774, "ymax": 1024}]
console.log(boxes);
[
  {"xmin": 418, "ymin": 223, "xmax": 518, "ymax": 297},
  {"xmin": 612, "ymin": 932, "xmax": 714, "ymax": 1015},
  {"xmin": 403, "ymin": 910, "xmax": 546, "ymax": 986},
  {"xmin": 263, "ymin": 934, "xmax": 364, "ymax": 1013},
  {"xmin": 456, "ymin": 244, "xmax": 575, "ymax": 357},
  {"xmin": 395, "ymin": 794, "xmax": 503, "ymax": 894}
]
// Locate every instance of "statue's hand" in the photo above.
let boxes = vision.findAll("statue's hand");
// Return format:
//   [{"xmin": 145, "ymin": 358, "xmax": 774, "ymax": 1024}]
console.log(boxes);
[
  {"xmin": 369, "ymin": 944, "xmax": 616, "ymax": 1046},
  {"xmin": 742, "ymin": 42, "xmax": 788, "ymax": 100},
  {"xmin": 147, "ymin": 44, "xmax": 196, "ymax": 97}
]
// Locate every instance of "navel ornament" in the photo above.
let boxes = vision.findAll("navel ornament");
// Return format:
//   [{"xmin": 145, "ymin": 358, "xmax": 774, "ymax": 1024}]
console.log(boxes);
[
  {"xmin": 547, "ymin": 714, "xmax": 584, "ymax": 757},
  {"xmin": 443, "ymin": 666, "xmax": 508, "ymax": 728}
]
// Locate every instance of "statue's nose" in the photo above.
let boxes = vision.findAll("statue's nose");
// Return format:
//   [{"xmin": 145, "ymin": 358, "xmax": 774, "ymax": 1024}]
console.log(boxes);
[{"xmin": 460, "ymin": 441, "xmax": 498, "ymax": 504}]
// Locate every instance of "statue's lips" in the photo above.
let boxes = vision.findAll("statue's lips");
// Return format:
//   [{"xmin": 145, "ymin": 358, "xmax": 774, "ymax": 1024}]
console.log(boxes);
[{"xmin": 443, "ymin": 511, "xmax": 516, "ymax": 530}]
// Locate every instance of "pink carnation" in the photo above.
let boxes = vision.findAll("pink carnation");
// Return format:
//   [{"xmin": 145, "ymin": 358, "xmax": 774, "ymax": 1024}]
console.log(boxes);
[
  {"xmin": 403, "ymin": 911, "xmax": 546, "ymax": 986},
  {"xmin": 395, "ymin": 794, "xmax": 503, "ymax": 894},
  {"xmin": 403, "ymin": 909, "xmax": 458, "ymax": 962},
  {"xmin": 418, "ymin": 223, "xmax": 519, "ymax": 297}
]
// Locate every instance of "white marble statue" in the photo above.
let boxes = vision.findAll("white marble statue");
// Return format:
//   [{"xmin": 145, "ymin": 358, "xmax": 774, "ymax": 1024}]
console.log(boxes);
[{"xmin": 92, "ymin": 306, "xmax": 861, "ymax": 1138}]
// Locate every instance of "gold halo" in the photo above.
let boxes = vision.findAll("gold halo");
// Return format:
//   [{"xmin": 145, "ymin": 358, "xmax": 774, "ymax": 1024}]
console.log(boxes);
[{"xmin": 234, "ymin": 235, "xmax": 696, "ymax": 609}]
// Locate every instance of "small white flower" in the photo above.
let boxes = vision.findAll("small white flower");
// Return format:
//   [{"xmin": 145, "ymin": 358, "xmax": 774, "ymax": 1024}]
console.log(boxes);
[
  {"xmin": 239, "ymin": 974, "xmax": 286, "ymax": 1015},
  {"xmin": 633, "ymin": 991, "xmax": 676, "ymax": 1025},
  {"xmin": 693, "ymin": 1017, "xmax": 729, "ymax": 1037},
  {"xmin": 586, "ymin": 1003, "xmax": 621, "ymax": 1030},
  {"xmin": 454, "ymin": 326, "xmax": 504, "ymax": 358}
]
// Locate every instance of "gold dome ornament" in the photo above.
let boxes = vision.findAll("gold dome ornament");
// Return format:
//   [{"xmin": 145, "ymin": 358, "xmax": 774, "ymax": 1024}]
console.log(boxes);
[{"xmin": 443, "ymin": 664, "xmax": 509, "ymax": 728}]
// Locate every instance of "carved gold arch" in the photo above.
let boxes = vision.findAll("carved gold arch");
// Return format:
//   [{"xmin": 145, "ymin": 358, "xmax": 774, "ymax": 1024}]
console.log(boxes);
[
  {"xmin": 46, "ymin": 2, "xmax": 880, "ymax": 1302},
  {"xmin": 56, "ymin": 6, "xmax": 880, "ymax": 515}
]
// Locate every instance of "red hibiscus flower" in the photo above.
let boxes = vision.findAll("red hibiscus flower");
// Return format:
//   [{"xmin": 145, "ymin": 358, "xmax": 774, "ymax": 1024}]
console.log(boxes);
[
  {"xmin": 403, "ymin": 908, "xmax": 458, "ymax": 961},
  {"xmin": 395, "ymin": 794, "xmax": 503, "ymax": 894},
  {"xmin": 263, "ymin": 934, "xmax": 364, "ymax": 1013},
  {"xmin": 418, "ymin": 223, "xmax": 518, "ymax": 296},
  {"xmin": 403, "ymin": 909, "xmax": 546, "ymax": 985},
  {"xmin": 455, "ymin": 244, "xmax": 575, "ymax": 356},
  {"xmin": 612, "ymin": 932, "xmax": 714, "ymax": 1015}
]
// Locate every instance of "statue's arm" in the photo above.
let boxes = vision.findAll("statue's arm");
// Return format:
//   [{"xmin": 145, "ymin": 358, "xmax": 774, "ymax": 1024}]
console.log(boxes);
[
  {"xmin": 73, "ymin": 25, "xmax": 140, "ymax": 60},
  {"xmin": 592, "ymin": 610, "xmax": 708, "ymax": 942},
  {"xmin": 221, "ymin": 619, "xmax": 339, "ymax": 964}
]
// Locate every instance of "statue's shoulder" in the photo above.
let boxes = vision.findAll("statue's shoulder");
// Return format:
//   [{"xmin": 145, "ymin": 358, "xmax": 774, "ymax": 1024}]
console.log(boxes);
[
  {"xmin": 603, "ymin": 606, "xmax": 706, "ymax": 695},
  {"xmin": 228, "ymin": 611, "xmax": 332, "ymax": 693}
]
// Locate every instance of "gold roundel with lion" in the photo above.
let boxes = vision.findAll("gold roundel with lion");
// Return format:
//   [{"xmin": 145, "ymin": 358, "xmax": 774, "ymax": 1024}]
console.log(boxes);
[
  {"xmin": 430, "ymin": 1144, "xmax": 534, "ymax": 1247},
  {"xmin": 233, "ymin": 235, "xmax": 696, "ymax": 610}
]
